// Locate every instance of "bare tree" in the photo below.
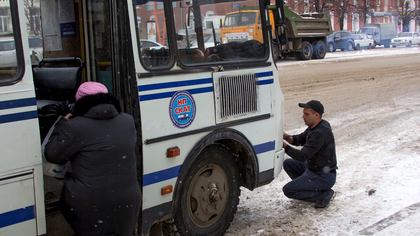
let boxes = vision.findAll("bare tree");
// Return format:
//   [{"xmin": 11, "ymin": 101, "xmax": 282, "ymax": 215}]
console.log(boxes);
[
  {"xmin": 291, "ymin": 0, "xmax": 327, "ymax": 13},
  {"xmin": 356, "ymin": 0, "xmax": 377, "ymax": 24},
  {"xmin": 24, "ymin": 0, "xmax": 41, "ymax": 36},
  {"xmin": 323, "ymin": 0, "xmax": 358, "ymax": 30},
  {"xmin": 395, "ymin": 0, "xmax": 418, "ymax": 32},
  {"xmin": 322, "ymin": 0, "xmax": 380, "ymax": 30},
  {"xmin": 309, "ymin": 0, "xmax": 326, "ymax": 12}
]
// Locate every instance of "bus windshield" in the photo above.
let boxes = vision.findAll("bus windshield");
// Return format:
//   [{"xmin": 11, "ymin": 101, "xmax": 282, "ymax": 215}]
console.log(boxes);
[{"xmin": 135, "ymin": 0, "xmax": 268, "ymax": 68}]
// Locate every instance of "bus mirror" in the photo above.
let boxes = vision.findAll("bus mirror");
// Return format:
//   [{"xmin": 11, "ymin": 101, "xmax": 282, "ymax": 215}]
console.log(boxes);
[
  {"xmin": 275, "ymin": 0, "xmax": 285, "ymax": 25},
  {"xmin": 276, "ymin": 25, "xmax": 288, "ymax": 45},
  {"xmin": 219, "ymin": 18, "xmax": 223, "ymax": 28}
]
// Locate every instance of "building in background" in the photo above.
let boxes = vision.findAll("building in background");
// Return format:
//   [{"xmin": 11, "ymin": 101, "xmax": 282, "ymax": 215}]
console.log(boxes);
[{"xmin": 283, "ymin": 0, "xmax": 419, "ymax": 33}]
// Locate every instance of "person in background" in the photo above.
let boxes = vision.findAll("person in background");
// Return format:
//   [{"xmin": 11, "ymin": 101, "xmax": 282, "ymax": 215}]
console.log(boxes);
[
  {"xmin": 45, "ymin": 82, "xmax": 141, "ymax": 236},
  {"xmin": 282, "ymin": 100, "xmax": 337, "ymax": 209}
]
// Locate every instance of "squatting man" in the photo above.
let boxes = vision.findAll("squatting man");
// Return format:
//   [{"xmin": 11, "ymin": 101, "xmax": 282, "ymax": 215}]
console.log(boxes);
[{"xmin": 282, "ymin": 100, "xmax": 337, "ymax": 208}]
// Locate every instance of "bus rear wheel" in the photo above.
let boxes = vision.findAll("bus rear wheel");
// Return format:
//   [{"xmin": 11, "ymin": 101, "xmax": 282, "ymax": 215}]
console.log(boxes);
[{"xmin": 173, "ymin": 145, "xmax": 240, "ymax": 236}]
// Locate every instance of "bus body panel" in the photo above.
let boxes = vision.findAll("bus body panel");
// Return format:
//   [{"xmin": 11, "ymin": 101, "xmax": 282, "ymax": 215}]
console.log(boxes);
[
  {"xmin": 0, "ymin": 0, "xmax": 46, "ymax": 234},
  {"xmin": 138, "ymin": 73, "xmax": 216, "ymax": 141},
  {"xmin": 1, "ymin": 0, "xmax": 286, "ymax": 235},
  {"xmin": 0, "ymin": 171, "xmax": 37, "ymax": 235}
]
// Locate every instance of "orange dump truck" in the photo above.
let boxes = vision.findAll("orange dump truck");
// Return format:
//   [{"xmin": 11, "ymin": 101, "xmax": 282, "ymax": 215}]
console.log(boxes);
[{"xmin": 220, "ymin": 5, "xmax": 332, "ymax": 60}]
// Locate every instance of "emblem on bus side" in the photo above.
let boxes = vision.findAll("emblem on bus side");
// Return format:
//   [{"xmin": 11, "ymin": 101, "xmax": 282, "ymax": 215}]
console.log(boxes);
[{"xmin": 169, "ymin": 91, "xmax": 196, "ymax": 128}]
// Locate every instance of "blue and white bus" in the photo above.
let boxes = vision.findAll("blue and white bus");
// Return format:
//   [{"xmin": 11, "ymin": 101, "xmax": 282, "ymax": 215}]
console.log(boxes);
[{"xmin": 0, "ymin": 0, "xmax": 286, "ymax": 235}]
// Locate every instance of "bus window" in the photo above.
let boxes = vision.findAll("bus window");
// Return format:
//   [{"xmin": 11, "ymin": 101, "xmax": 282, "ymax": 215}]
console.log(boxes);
[
  {"xmin": 24, "ymin": 0, "xmax": 42, "ymax": 66},
  {"xmin": 84, "ymin": 0, "xmax": 111, "ymax": 91},
  {"xmin": 135, "ymin": 0, "xmax": 172, "ymax": 69},
  {"xmin": 174, "ymin": 0, "xmax": 266, "ymax": 65},
  {"xmin": 0, "ymin": 0, "xmax": 23, "ymax": 84}
]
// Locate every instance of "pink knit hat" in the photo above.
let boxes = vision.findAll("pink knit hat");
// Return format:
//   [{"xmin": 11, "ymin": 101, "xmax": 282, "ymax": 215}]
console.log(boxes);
[{"xmin": 75, "ymin": 82, "xmax": 108, "ymax": 100}]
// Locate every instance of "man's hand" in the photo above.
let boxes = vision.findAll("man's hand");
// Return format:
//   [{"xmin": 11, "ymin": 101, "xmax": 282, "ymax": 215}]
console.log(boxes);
[
  {"xmin": 283, "ymin": 132, "xmax": 293, "ymax": 143},
  {"xmin": 63, "ymin": 113, "xmax": 73, "ymax": 120},
  {"xmin": 283, "ymin": 141, "xmax": 288, "ymax": 149}
]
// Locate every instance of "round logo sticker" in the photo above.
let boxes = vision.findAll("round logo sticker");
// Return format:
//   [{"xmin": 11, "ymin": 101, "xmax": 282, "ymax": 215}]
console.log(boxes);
[{"xmin": 169, "ymin": 91, "xmax": 196, "ymax": 128}]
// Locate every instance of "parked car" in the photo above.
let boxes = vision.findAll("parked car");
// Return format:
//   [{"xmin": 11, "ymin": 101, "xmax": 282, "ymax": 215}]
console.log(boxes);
[
  {"xmin": 353, "ymin": 34, "xmax": 374, "ymax": 50},
  {"xmin": 391, "ymin": 32, "xmax": 420, "ymax": 47},
  {"xmin": 0, "ymin": 38, "xmax": 17, "ymax": 68},
  {"xmin": 140, "ymin": 39, "xmax": 168, "ymax": 50},
  {"xmin": 0, "ymin": 36, "xmax": 43, "ymax": 67},
  {"xmin": 327, "ymin": 31, "xmax": 354, "ymax": 52},
  {"xmin": 358, "ymin": 23, "xmax": 397, "ymax": 48}
]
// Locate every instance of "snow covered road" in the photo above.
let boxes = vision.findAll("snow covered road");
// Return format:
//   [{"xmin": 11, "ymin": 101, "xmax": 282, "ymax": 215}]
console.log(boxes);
[{"xmin": 225, "ymin": 48, "xmax": 420, "ymax": 236}]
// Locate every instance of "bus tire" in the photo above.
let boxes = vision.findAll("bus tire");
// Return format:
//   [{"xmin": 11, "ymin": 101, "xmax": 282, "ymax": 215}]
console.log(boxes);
[
  {"xmin": 298, "ymin": 41, "xmax": 312, "ymax": 60},
  {"xmin": 173, "ymin": 145, "xmax": 240, "ymax": 236}
]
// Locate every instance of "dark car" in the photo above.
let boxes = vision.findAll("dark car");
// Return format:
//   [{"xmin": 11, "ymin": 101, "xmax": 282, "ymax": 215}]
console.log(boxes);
[{"xmin": 327, "ymin": 31, "xmax": 354, "ymax": 52}]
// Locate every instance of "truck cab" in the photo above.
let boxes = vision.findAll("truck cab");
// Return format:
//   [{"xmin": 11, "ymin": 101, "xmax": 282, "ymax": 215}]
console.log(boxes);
[{"xmin": 221, "ymin": 10, "xmax": 274, "ymax": 44}]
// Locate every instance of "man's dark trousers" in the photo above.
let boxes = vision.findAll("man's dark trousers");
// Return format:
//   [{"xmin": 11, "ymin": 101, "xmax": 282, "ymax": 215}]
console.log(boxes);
[{"xmin": 283, "ymin": 159, "xmax": 336, "ymax": 201}]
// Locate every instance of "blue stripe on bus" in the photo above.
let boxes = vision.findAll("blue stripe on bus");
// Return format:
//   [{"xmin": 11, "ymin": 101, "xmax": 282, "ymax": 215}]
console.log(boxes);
[
  {"xmin": 139, "ymin": 86, "xmax": 213, "ymax": 102},
  {"xmin": 0, "ymin": 97, "xmax": 37, "ymax": 110},
  {"xmin": 257, "ymin": 79, "xmax": 274, "ymax": 85},
  {"xmin": 257, "ymin": 71, "xmax": 273, "ymax": 78},
  {"xmin": 142, "ymin": 141, "xmax": 275, "ymax": 186},
  {"xmin": 138, "ymin": 72, "xmax": 273, "ymax": 102},
  {"xmin": 0, "ymin": 205, "xmax": 35, "ymax": 229},
  {"xmin": 254, "ymin": 141, "xmax": 276, "ymax": 154},
  {"xmin": 143, "ymin": 165, "xmax": 182, "ymax": 186},
  {"xmin": 138, "ymin": 78, "xmax": 213, "ymax": 92},
  {"xmin": 0, "ymin": 110, "xmax": 38, "ymax": 124}
]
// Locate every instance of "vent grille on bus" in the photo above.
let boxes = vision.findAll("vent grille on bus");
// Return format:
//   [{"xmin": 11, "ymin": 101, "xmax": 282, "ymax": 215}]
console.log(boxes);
[{"xmin": 219, "ymin": 74, "xmax": 258, "ymax": 118}]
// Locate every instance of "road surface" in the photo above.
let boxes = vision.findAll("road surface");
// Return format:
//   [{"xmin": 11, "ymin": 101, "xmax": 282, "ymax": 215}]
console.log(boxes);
[{"xmin": 225, "ymin": 48, "xmax": 420, "ymax": 236}]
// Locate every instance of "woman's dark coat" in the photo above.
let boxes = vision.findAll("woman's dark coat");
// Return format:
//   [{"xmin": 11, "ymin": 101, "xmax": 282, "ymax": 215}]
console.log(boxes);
[{"xmin": 45, "ymin": 93, "xmax": 141, "ymax": 236}]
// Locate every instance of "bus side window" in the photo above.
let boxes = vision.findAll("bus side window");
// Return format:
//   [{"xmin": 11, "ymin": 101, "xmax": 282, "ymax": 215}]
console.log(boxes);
[
  {"xmin": 136, "ymin": 1, "xmax": 172, "ymax": 70},
  {"xmin": 0, "ymin": 0, "xmax": 24, "ymax": 85}
]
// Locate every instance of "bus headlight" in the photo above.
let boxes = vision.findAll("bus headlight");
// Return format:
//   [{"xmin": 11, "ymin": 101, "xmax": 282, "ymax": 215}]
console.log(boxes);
[{"xmin": 222, "ymin": 37, "xmax": 228, "ymax": 44}]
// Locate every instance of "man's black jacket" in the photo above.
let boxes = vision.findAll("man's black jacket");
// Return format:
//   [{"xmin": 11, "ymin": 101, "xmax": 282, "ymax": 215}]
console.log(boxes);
[{"xmin": 285, "ymin": 120, "xmax": 337, "ymax": 173}]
